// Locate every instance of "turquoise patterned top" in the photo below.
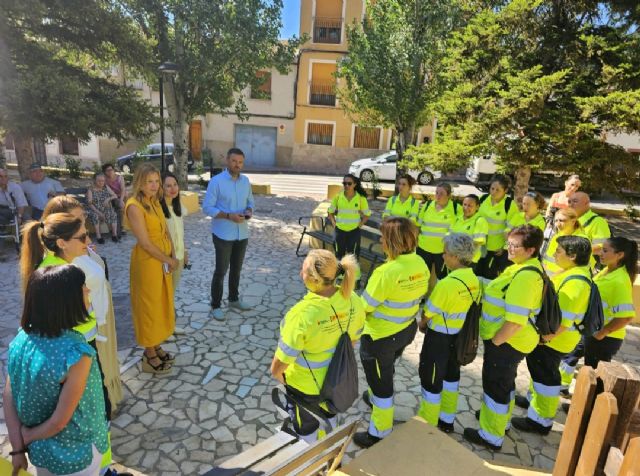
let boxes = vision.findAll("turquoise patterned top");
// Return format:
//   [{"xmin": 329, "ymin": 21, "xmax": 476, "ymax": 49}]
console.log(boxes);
[{"xmin": 8, "ymin": 328, "xmax": 108, "ymax": 474}]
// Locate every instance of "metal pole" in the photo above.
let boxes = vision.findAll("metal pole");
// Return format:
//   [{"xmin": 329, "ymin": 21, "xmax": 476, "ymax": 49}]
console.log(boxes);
[{"xmin": 159, "ymin": 75, "xmax": 165, "ymax": 173}]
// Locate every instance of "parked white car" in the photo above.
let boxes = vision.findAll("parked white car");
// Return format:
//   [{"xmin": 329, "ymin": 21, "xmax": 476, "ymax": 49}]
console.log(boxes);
[{"xmin": 348, "ymin": 151, "xmax": 441, "ymax": 185}]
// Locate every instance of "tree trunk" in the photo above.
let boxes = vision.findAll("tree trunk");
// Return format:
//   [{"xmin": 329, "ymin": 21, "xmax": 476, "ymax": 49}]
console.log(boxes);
[
  {"xmin": 513, "ymin": 165, "xmax": 532, "ymax": 207},
  {"xmin": 14, "ymin": 133, "xmax": 34, "ymax": 180},
  {"xmin": 0, "ymin": 138, "xmax": 5, "ymax": 168},
  {"xmin": 164, "ymin": 76, "xmax": 189, "ymax": 190},
  {"xmin": 394, "ymin": 126, "xmax": 414, "ymax": 191}
]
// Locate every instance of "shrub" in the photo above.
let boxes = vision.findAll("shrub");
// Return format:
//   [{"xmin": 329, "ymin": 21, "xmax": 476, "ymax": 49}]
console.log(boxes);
[{"xmin": 64, "ymin": 156, "xmax": 82, "ymax": 179}]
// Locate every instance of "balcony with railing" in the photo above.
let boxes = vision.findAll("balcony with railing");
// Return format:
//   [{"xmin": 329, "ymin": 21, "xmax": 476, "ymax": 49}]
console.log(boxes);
[
  {"xmin": 309, "ymin": 81, "xmax": 337, "ymax": 106},
  {"xmin": 313, "ymin": 17, "xmax": 342, "ymax": 44}
]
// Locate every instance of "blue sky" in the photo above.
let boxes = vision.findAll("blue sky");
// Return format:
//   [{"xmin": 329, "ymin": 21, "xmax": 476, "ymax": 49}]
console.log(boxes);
[{"xmin": 280, "ymin": 0, "xmax": 301, "ymax": 39}]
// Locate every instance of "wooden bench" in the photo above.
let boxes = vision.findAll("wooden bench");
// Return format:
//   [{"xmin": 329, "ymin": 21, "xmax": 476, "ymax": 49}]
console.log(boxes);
[
  {"xmin": 295, "ymin": 216, "xmax": 385, "ymax": 287},
  {"xmin": 204, "ymin": 420, "xmax": 360, "ymax": 476}
]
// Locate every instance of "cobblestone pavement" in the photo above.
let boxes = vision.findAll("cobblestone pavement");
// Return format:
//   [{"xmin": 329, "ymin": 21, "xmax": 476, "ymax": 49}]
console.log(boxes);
[{"xmin": 1, "ymin": 193, "xmax": 639, "ymax": 475}]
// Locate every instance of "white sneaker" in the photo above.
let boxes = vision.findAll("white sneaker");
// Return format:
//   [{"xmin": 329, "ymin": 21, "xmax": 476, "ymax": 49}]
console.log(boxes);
[
  {"xmin": 211, "ymin": 308, "xmax": 225, "ymax": 321},
  {"xmin": 228, "ymin": 299, "xmax": 252, "ymax": 311}
]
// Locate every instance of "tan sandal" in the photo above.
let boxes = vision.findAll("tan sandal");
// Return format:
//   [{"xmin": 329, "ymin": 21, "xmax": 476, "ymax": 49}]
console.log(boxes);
[{"xmin": 155, "ymin": 346, "xmax": 175, "ymax": 363}]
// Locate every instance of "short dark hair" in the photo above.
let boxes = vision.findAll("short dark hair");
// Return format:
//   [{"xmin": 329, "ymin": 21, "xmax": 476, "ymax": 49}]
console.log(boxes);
[
  {"xmin": 556, "ymin": 235, "xmax": 592, "ymax": 266},
  {"xmin": 227, "ymin": 148, "xmax": 245, "ymax": 159},
  {"xmin": 464, "ymin": 194, "xmax": 480, "ymax": 206},
  {"xmin": 490, "ymin": 174, "xmax": 511, "ymax": 191},
  {"xmin": 509, "ymin": 224, "xmax": 544, "ymax": 257},
  {"xmin": 21, "ymin": 265, "xmax": 90, "ymax": 337},
  {"xmin": 101, "ymin": 163, "xmax": 115, "ymax": 173}
]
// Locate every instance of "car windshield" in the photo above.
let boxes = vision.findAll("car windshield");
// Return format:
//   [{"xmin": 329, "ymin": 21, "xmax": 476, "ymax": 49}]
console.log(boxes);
[{"xmin": 374, "ymin": 152, "xmax": 396, "ymax": 162}]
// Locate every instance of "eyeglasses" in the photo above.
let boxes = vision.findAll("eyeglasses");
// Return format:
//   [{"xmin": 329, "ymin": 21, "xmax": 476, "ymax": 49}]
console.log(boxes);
[
  {"xmin": 70, "ymin": 233, "xmax": 89, "ymax": 242},
  {"xmin": 343, "ymin": 182, "xmax": 354, "ymax": 186},
  {"xmin": 506, "ymin": 242, "xmax": 524, "ymax": 249}
]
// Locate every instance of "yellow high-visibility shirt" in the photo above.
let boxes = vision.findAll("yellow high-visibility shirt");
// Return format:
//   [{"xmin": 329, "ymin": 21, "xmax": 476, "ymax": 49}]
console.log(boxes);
[
  {"xmin": 424, "ymin": 267, "xmax": 481, "ymax": 334},
  {"xmin": 547, "ymin": 266, "xmax": 591, "ymax": 354},
  {"xmin": 382, "ymin": 195, "xmax": 420, "ymax": 225},
  {"xmin": 362, "ymin": 253, "xmax": 429, "ymax": 340},
  {"xmin": 542, "ymin": 229, "xmax": 589, "ymax": 278},
  {"xmin": 507, "ymin": 212, "xmax": 546, "ymax": 233},
  {"xmin": 328, "ymin": 192, "xmax": 371, "ymax": 232},
  {"xmin": 479, "ymin": 258, "xmax": 543, "ymax": 354},
  {"xmin": 579, "ymin": 210, "xmax": 611, "ymax": 251},
  {"xmin": 594, "ymin": 266, "xmax": 635, "ymax": 340},
  {"xmin": 417, "ymin": 200, "xmax": 461, "ymax": 253},
  {"xmin": 450, "ymin": 214, "xmax": 489, "ymax": 263},
  {"xmin": 478, "ymin": 195, "xmax": 518, "ymax": 251},
  {"xmin": 275, "ymin": 289, "xmax": 366, "ymax": 395}
]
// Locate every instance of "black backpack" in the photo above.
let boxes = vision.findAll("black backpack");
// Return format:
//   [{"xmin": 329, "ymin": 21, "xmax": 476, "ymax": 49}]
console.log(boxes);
[
  {"xmin": 558, "ymin": 274, "xmax": 605, "ymax": 336},
  {"xmin": 479, "ymin": 193, "xmax": 514, "ymax": 215},
  {"xmin": 302, "ymin": 301, "xmax": 359, "ymax": 414},
  {"xmin": 503, "ymin": 266, "xmax": 561, "ymax": 335},
  {"xmin": 421, "ymin": 199, "xmax": 459, "ymax": 216},
  {"xmin": 448, "ymin": 277, "xmax": 482, "ymax": 366}
]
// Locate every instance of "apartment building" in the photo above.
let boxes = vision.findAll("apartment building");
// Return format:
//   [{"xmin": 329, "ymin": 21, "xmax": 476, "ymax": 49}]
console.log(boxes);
[{"xmin": 291, "ymin": 0, "xmax": 433, "ymax": 174}]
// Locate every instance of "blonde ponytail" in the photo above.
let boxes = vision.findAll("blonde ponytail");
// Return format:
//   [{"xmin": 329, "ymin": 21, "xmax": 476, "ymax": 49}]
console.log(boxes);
[{"xmin": 338, "ymin": 254, "xmax": 358, "ymax": 298}]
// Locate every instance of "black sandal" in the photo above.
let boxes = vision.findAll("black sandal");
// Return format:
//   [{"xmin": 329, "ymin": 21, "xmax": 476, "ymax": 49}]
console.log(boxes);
[
  {"xmin": 142, "ymin": 352, "xmax": 172, "ymax": 374},
  {"xmin": 155, "ymin": 346, "xmax": 175, "ymax": 363}
]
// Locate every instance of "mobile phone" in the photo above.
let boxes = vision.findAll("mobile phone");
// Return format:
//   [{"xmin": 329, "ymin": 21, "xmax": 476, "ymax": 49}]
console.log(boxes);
[{"xmin": 163, "ymin": 262, "xmax": 170, "ymax": 274}]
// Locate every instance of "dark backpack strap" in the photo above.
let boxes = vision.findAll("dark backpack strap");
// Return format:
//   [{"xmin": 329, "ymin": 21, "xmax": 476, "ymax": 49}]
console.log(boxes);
[
  {"xmin": 504, "ymin": 195, "xmax": 513, "ymax": 214},
  {"xmin": 558, "ymin": 273, "xmax": 591, "ymax": 291},
  {"xmin": 390, "ymin": 195, "xmax": 397, "ymax": 207},
  {"xmin": 453, "ymin": 201, "xmax": 459, "ymax": 214},
  {"xmin": 450, "ymin": 276, "xmax": 481, "ymax": 304},
  {"xmin": 583, "ymin": 214, "xmax": 598, "ymax": 228},
  {"xmin": 500, "ymin": 265, "xmax": 544, "ymax": 331},
  {"xmin": 479, "ymin": 194, "xmax": 489, "ymax": 204}
]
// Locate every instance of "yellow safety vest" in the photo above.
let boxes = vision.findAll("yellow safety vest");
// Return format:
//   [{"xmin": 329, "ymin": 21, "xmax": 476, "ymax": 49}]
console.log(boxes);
[
  {"xmin": 579, "ymin": 210, "xmax": 611, "ymax": 250},
  {"xmin": 418, "ymin": 200, "xmax": 461, "ymax": 253},
  {"xmin": 479, "ymin": 258, "xmax": 543, "ymax": 354},
  {"xmin": 478, "ymin": 195, "xmax": 518, "ymax": 251},
  {"xmin": 450, "ymin": 214, "xmax": 489, "ymax": 263},
  {"xmin": 507, "ymin": 212, "xmax": 546, "ymax": 233},
  {"xmin": 542, "ymin": 229, "xmax": 588, "ymax": 278},
  {"xmin": 362, "ymin": 253, "xmax": 429, "ymax": 340},
  {"xmin": 328, "ymin": 192, "xmax": 371, "ymax": 232},
  {"xmin": 424, "ymin": 267, "xmax": 481, "ymax": 334},
  {"xmin": 594, "ymin": 266, "xmax": 635, "ymax": 340},
  {"xmin": 548, "ymin": 266, "xmax": 591, "ymax": 353},
  {"xmin": 39, "ymin": 253, "xmax": 98, "ymax": 342},
  {"xmin": 275, "ymin": 289, "xmax": 366, "ymax": 395},
  {"xmin": 382, "ymin": 195, "xmax": 420, "ymax": 225}
]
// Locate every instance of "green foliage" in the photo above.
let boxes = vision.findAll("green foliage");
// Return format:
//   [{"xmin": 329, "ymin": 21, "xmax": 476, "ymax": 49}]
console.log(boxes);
[
  {"xmin": 64, "ymin": 156, "xmax": 82, "ymax": 179},
  {"xmin": 370, "ymin": 175, "xmax": 382, "ymax": 200},
  {"xmin": 48, "ymin": 168, "xmax": 62, "ymax": 180},
  {"xmin": 408, "ymin": 0, "xmax": 640, "ymax": 195},
  {"xmin": 0, "ymin": 0, "xmax": 156, "ymax": 143},
  {"xmin": 337, "ymin": 0, "xmax": 468, "ymax": 160}
]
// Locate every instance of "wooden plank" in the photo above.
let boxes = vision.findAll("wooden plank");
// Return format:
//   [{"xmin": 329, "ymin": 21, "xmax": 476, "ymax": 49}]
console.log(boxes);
[
  {"xmin": 618, "ymin": 365, "xmax": 640, "ymax": 451},
  {"xmin": 575, "ymin": 392, "xmax": 619, "ymax": 476},
  {"xmin": 251, "ymin": 441, "xmax": 309, "ymax": 473},
  {"xmin": 268, "ymin": 421, "xmax": 360, "ymax": 476},
  {"xmin": 619, "ymin": 437, "xmax": 640, "ymax": 476},
  {"xmin": 205, "ymin": 431, "xmax": 296, "ymax": 476},
  {"xmin": 625, "ymin": 410, "xmax": 640, "ymax": 450},
  {"xmin": 553, "ymin": 366, "xmax": 598, "ymax": 476},
  {"xmin": 597, "ymin": 361, "xmax": 628, "ymax": 403},
  {"xmin": 604, "ymin": 447, "xmax": 623, "ymax": 476}
]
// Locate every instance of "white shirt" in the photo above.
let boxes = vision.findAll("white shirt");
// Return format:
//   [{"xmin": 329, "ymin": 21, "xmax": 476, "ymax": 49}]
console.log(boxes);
[{"xmin": 73, "ymin": 249, "xmax": 109, "ymax": 326}]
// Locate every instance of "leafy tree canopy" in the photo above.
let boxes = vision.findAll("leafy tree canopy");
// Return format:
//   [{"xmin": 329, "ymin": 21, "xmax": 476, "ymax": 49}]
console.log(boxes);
[{"xmin": 407, "ymin": 0, "xmax": 640, "ymax": 196}]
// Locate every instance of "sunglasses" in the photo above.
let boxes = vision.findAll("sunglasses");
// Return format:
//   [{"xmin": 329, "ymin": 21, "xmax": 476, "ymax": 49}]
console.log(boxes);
[
  {"xmin": 343, "ymin": 182, "xmax": 354, "ymax": 186},
  {"xmin": 70, "ymin": 233, "xmax": 89, "ymax": 242}
]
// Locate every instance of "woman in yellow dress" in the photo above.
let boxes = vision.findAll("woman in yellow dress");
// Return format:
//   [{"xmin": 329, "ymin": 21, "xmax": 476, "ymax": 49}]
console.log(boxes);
[{"xmin": 125, "ymin": 163, "xmax": 177, "ymax": 374}]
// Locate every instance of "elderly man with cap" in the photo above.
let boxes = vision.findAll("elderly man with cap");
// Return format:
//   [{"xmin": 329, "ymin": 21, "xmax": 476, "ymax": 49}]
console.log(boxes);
[
  {"xmin": 0, "ymin": 167, "xmax": 28, "ymax": 225},
  {"xmin": 568, "ymin": 191, "xmax": 611, "ymax": 265},
  {"xmin": 20, "ymin": 163, "xmax": 65, "ymax": 220}
]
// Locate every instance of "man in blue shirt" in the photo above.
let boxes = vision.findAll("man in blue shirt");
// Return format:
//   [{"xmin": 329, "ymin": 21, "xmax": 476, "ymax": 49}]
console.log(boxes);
[{"xmin": 202, "ymin": 148, "xmax": 255, "ymax": 320}]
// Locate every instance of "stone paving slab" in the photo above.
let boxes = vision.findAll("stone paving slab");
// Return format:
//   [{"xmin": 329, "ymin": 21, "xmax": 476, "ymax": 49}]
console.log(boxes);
[{"xmin": 0, "ymin": 193, "xmax": 639, "ymax": 475}]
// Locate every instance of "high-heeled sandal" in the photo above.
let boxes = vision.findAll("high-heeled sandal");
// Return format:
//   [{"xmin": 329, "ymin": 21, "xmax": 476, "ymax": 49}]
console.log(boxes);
[
  {"xmin": 142, "ymin": 352, "xmax": 172, "ymax": 374},
  {"xmin": 155, "ymin": 346, "xmax": 175, "ymax": 363}
]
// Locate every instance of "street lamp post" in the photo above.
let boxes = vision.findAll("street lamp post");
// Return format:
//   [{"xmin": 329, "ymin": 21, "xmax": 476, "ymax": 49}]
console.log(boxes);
[{"xmin": 157, "ymin": 62, "xmax": 179, "ymax": 173}]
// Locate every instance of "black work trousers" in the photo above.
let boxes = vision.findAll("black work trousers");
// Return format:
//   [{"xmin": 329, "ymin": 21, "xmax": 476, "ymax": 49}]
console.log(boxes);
[
  {"xmin": 417, "ymin": 248, "xmax": 448, "ymax": 280},
  {"xmin": 476, "ymin": 250, "xmax": 510, "ymax": 280},
  {"xmin": 284, "ymin": 385, "xmax": 335, "ymax": 438},
  {"xmin": 210, "ymin": 234, "xmax": 248, "ymax": 309},
  {"xmin": 419, "ymin": 329, "xmax": 460, "ymax": 394},
  {"xmin": 526, "ymin": 344, "xmax": 564, "ymax": 390},
  {"xmin": 360, "ymin": 320, "xmax": 418, "ymax": 400},
  {"xmin": 482, "ymin": 340, "xmax": 525, "ymax": 409},
  {"xmin": 335, "ymin": 227, "xmax": 361, "ymax": 259},
  {"xmin": 584, "ymin": 335, "xmax": 623, "ymax": 369}
]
